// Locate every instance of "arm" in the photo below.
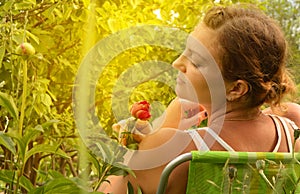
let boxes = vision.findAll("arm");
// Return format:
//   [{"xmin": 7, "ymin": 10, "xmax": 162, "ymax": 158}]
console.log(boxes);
[
  {"xmin": 99, "ymin": 98, "xmax": 207, "ymax": 193},
  {"xmin": 99, "ymin": 127, "xmax": 193, "ymax": 194},
  {"xmin": 99, "ymin": 175, "xmax": 129, "ymax": 194}
]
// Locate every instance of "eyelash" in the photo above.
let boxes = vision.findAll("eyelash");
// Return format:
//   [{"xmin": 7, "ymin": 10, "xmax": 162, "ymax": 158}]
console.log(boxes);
[
  {"xmin": 184, "ymin": 48, "xmax": 201, "ymax": 68},
  {"xmin": 190, "ymin": 54, "xmax": 200, "ymax": 68}
]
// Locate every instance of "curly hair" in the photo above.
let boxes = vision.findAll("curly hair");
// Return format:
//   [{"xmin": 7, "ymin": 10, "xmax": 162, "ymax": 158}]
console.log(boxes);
[{"xmin": 203, "ymin": 5, "xmax": 295, "ymax": 108}]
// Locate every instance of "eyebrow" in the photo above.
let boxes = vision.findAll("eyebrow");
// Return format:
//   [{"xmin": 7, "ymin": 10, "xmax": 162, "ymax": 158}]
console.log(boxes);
[
  {"xmin": 183, "ymin": 35, "xmax": 219, "ymax": 69},
  {"xmin": 186, "ymin": 36, "xmax": 206, "ymax": 64}
]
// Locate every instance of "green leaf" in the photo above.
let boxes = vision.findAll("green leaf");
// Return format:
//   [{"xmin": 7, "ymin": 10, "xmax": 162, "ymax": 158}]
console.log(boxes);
[
  {"xmin": 20, "ymin": 175, "xmax": 34, "ymax": 191},
  {"xmin": 48, "ymin": 170, "xmax": 65, "ymax": 179},
  {"xmin": 7, "ymin": 132, "xmax": 26, "ymax": 160},
  {"xmin": 137, "ymin": 186, "xmax": 143, "ymax": 194},
  {"xmin": 53, "ymin": 25, "xmax": 65, "ymax": 33},
  {"xmin": 87, "ymin": 152, "xmax": 101, "ymax": 175},
  {"xmin": 22, "ymin": 126, "xmax": 44, "ymax": 149},
  {"xmin": 0, "ymin": 92, "xmax": 19, "ymax": 120},
  {"xmin": 95, "ymin": 141, "xmax": 114, "ymax": 163},
  {"xmin": 127, "ymin": 181, "xmax": 134, "ymax": 194},
  {"xmin": 25, "ymin": 144, "xmax": 70, "ymax": 163},
  {"xmin": 0, "ymin": 131, "xmax": 16, "ymax": 154},
  {"xmin": 41, "ymin": 93, "xmax": 53, "ymax": 107},
  {"xmin": 2, "ymin": 1, "xmax": 14, "ymax": 12},
  {"xmin": 29, "ymin": 177, "xmax": 85, "ymax": 194},
  {"xmin": 41, "ymin": 119, "xmax": 60, "ymax": 129},
  {"xmin": 14, "ymin": 2, "xmax": 34, "ymax": 10},
  {"xmin": 0, "ymin": 169, "xmax": 14, "ymax": 183},
  {"xmin": 107, "ymin": 18, "xmax": 119, "ymax": 33},
  {"xmin": 0, "ymin": 45, "xmax": 5, "ymax": 68},
  {"xmin": 113, "ymin": 162, "xmax": 136, "ymax": 178},
  {"xmin": 26, "ymin": 30, "xmax": 40, "ymax": 45},
  {"xmin": 0, "ymin": 171, "xmax": 32, "ymax": 192},
  {"xmin": 8, "ymin": 126, "xmax": 45, "ymax": 161}
]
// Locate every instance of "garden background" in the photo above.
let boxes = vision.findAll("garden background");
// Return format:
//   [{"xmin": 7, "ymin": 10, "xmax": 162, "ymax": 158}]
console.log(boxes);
[{"xmin": 0, "ymin": 0, "xmax": 299, "ymax": 193}]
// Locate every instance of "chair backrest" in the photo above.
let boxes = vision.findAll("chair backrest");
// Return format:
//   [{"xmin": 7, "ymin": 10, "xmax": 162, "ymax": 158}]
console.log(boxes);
[{"xmin": 156, "ymin": 151, "xmax": 300, "ymax": 194}]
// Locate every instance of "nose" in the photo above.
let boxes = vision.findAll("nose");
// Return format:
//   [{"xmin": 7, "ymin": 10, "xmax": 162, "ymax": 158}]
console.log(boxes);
[{"xmin": 172, "ymin": 55, "xmax": 188, "ymax": 73}]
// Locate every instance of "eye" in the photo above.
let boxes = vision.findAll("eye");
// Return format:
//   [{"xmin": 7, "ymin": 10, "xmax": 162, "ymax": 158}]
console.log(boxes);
[
  {"xmin": 190, "ymin": 52, "xmax": 202, "ymax": 67},
  {"xmin": 183, "ymin": 48, "xmax": 202, "ymax": 68}
]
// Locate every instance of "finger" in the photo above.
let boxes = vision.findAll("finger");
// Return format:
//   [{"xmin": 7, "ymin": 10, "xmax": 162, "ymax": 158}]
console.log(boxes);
[
  {"xmin": 117, "ymin": 119, "xmax": 127, "ymax": 128},
  {"xmin": 178, "ymin": 110, "xmax": 208, "ymax": 130},
  {"xmin": 197, "ymin": 110, "xmax": 208, "ymax": 125},
  {"xmin": 179, "ymin": 98, "xmax": 205, "ymax": 119},
  {"xmin": 179, "ymin": 98, "xmax": 200, "ymax": 110},
  {"xmin": 112, "ymin": 124, "xmax": 121, "ymax": 133},
  {"xmin": 120, "ymin": 137, "xmax": 127, "ymax": 146},
  {"xmin": 199, "ymin": 110, "xmax": 208, "ymax": 120},
  {"xmin": 178, "ymin": 113, "xmax": 201, "ymax": 130},
  {"xmin": 199, "ymin": 104, "xmax": 206, "ymax": 112},
  {"xmin": 184, "ymin": 112, "xmax": 202, "ymax": 125},
  {"xmin": 132, "ymin": 133, "xmax": 144, "ymax": 143}
]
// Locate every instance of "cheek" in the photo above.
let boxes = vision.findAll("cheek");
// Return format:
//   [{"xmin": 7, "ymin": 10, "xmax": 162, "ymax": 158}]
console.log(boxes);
[
  {"xmin": 181, "ymin": 68, "xmax": 210, "ymax": 104},
  {"xmin": 190, "ymin": 73, "xmax": 210, "ymax": 100},
  {"xmin": 197, "ymin": 65, "xmax": 227, "ymax": 107},
  {"xmin": 175, "ymin": 71, "xmax": 199, "ymax": 103}
]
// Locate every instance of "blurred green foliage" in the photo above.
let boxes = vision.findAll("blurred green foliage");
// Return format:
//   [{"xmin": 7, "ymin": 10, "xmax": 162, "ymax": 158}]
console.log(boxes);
[{"xmin": 0, "ymin": 0, "xmax": 299, "ymax": 192}]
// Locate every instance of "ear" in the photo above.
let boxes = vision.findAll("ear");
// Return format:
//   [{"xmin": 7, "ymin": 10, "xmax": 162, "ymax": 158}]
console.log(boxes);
[{"xmin": 226, "ymin": 80, "xmax": 249, "ymax": 101}]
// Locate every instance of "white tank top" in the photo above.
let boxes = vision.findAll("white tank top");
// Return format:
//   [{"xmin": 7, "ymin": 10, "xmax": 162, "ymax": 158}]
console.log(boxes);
[{"xmin": 185, "ymin": 115, "xmax": 297, "ymax": 152}]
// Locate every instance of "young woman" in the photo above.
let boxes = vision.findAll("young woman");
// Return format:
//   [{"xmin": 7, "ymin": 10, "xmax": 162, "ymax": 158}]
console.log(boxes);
[{"xmin": 100, "ymin": 5, "xmax": 300, "ymax": 194}]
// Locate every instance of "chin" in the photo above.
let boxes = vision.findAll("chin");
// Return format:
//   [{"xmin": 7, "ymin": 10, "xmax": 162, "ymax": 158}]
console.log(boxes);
[{"xmin": 176, "ymin": 89, "xmax": 199, "ymax": 103}]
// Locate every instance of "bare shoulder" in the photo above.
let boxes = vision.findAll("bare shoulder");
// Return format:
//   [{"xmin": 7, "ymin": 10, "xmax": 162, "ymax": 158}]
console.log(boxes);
[
  {"xmin": 263, "ymin": 102, "xmax": 300, "ymax": 127},
  {"xmin": 282, "ymin": 103, "xmax": 300, "ymax": 126},
  {"xmin": 263, "ymin": 103, "xmax": 300, "ymax": 151}
]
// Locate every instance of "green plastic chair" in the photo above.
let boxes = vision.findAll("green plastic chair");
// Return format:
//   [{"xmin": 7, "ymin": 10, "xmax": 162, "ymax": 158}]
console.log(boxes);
[{"xmin": 156, "ymin": 151, "xmax": 300, "ymax": 194}]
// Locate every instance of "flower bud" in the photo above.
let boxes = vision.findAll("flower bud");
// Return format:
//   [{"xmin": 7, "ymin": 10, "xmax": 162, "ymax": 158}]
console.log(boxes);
[
  {"xmin": 16, "ymin": 42, "xmax": 35, "ymax": 56},
  {"xmin": 130, "ymin": 100, "xmax": 151, "ymax": 120},
  {"xmin": 227, "ymin": 166, "xmax": 237, "ymax": 181},
  {"xmin": 135, "ymin": 110, "xmax": 151, "ymax": 120},
  {"xmin": 255, "ymin": 160, "xmax": 266, "ymax": 171}
]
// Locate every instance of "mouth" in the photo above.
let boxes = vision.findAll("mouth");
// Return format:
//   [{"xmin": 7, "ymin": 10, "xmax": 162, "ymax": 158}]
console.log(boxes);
[{"xmin": 176, "ymin": 75, "xmax": 186, "ymax": 84}]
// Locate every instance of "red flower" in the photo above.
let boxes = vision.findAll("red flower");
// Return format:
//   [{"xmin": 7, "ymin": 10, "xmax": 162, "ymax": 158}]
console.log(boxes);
[{"xmin": 130, "ymin": 100, "xmax": 151, "ymax": 120}]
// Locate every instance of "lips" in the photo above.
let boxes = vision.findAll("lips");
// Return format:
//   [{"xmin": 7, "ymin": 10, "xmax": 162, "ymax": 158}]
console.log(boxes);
[{"xmin": 176, "ymin": 75, "xmax": 186, "ymax": 84}]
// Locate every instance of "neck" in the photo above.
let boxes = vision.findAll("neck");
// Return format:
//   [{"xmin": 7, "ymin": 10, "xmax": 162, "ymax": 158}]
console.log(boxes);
[
  {"xmin": 224, "ymin": 106, "xmax": 262, "ymax": 121},
  {"xmin": 205, "ymin": 103, "xmax": 262, "ymax": 129}
]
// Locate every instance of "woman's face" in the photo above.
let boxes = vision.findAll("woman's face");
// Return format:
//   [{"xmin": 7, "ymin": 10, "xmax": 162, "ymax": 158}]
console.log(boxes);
[{"xmin": 173, "ymin": 23, "xmax": 223, "ymax": 107}]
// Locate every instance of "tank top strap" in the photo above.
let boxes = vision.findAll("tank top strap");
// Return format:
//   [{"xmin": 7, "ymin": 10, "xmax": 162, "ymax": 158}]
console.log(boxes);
[
  {"xmin": 186, "ymin": 128, "xmax": 235, "ymax": 151},
  {"xmin": 185, "ymin": 130, "xmax": 210, "ymax": 151},
  {"xmin": 268, "ymin": 115, "xmax": 282, "ymax": 152},
  {"xmin": 202, "ymin": 127, "xmax": 235, "ymax": 151},
  {"xmin": 271, "ymin": 115, "xmax": 296, "ymax": 153}
]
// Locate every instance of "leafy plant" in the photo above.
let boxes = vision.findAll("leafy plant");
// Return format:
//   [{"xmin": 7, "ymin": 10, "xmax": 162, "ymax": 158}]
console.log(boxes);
[{"xmin": 0, "ymin": 0, "xmax": 299, "ymax": 193}]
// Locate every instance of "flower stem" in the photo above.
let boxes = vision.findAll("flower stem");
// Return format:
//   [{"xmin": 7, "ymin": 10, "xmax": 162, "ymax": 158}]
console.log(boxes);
[
  {"xmin": 19, "ymin": 59, "xmax": 27, "ymax": 136},
  {"xmin": 258, "ymin": 170, "xmax": 278, "ymax": 193},
  {"xmin": 94, "ymin": 164, "xmax": 112, "ymax": 191}
]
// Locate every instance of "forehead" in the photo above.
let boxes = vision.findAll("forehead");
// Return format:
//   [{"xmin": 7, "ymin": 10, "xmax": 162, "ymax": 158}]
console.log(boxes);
[
  {"xmin": 190, "ymin": 23, "xmax": 217, "ymax": 50},
  {"xmin": 189, "ymin": 23, "xmax": 218, "ymax": 60}
]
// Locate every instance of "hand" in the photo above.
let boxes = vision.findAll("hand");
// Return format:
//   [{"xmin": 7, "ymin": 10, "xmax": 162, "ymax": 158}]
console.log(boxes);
[
  {"xmin": 157, "ymin": 98, "xmax": 207, "ymax": 130},
  {"xmin": 178, "ymin": 98, "xmax": 207, "ymax": 130},
  {"xmin": 112, "ymin": 119, "xmax": 152, "ymax": 147}
]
